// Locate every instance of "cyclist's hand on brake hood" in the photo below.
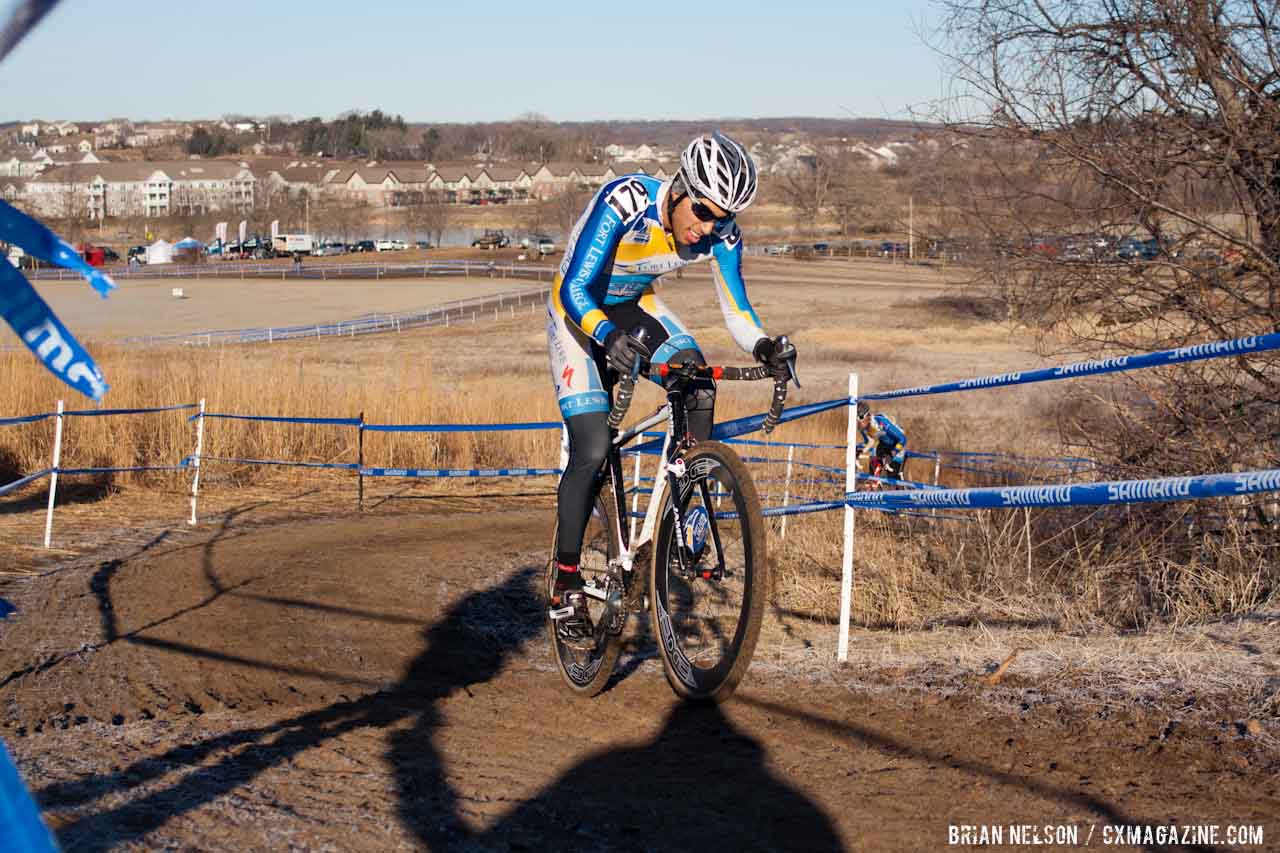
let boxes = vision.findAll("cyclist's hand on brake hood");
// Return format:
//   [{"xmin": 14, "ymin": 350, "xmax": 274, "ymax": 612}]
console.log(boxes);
[
  {"xmin": 604, "ymin": 329, "xmax": 650, "ymax": 375},
  {"xmin": 753, "ymin": 336, "xmax": 797, "ymax": 383}
]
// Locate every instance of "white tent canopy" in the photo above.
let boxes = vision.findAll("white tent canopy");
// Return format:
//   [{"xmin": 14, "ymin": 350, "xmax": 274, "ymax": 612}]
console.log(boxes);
[{"xmin": 145, "ymin": 239, "xmax": 173, "ymax": 265}]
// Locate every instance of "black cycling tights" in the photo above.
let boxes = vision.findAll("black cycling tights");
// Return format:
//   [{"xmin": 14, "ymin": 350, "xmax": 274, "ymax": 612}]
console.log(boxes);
[{"xmin": 555, "ymin": 355, "xmax": 715, "ymax": 566}]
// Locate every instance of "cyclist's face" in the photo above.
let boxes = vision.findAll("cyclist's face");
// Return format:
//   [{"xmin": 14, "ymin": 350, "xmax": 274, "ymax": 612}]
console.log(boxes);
[{"xmin": 671, "ymin": 194, "xmax": 728, "ymax": 245}]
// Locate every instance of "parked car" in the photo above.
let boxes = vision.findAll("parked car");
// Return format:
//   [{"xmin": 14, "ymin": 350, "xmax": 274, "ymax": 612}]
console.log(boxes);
[
  {"xmin": 127, "ymin": 245, "xmax": 147, "ymax": 264},
  {"xmin": 1116, "ymin": 237, "xmax": 1160, "ymax": 261},
  {"xmin": 241, "ymin": 236, "xmax": 273, "ymax": 259},
  {"xmin": 102, "ymin": 247, "xmax": 121, "ymax": 263},
  {"xmin": 353, "ymin": 239, "xmax": 377, "ymax": 253},
  {"xmin": 390, "ymin": 239, "xmax": 408, "ymax": 251},
  {"xmin": 312, "ymin": 241, "xmax": 346, "ymax": 256},
  {"xmin": 811, "ymin": 242, "xmax": 830, "ymax": 255},
  {"xmin": 878, "ymin": 241, "xmax": 907, "ymax": 257},
  {"xmin": 472, "ymin": 229, "xmax": 510, "ymax": 249},
  {"xmin": 536, "ymin": 236, "xmax": 556, "ymax": 256},
  {"xmin": 415, "ymin": 240, "xmax": 432, "ymax": 250},
  {"xmin": 764, "ymin": 244, "xmax": 793, "ymax": 256}
]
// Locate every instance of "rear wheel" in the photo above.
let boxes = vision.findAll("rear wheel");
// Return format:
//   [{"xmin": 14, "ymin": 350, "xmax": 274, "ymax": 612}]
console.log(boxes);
[
  {"xmin": 650, "ymin": 442, "xmax": 767, "ymax": 702},
  {"xmin": 547, "ymin": 483, "xmax": 625, "ymax": 697}
]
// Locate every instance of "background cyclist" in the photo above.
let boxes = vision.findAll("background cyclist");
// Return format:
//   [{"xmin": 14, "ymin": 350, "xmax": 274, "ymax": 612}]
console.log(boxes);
[
  {"xmin": 546, "ymin": 131, "xmax": 796, "ymax": 645},
  {"xmin": 857, "ymin": 401, "xmax": 908, "ymax": 487}
]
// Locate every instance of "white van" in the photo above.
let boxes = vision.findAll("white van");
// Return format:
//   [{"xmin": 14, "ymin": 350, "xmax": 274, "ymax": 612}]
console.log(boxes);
[{"xmin": 273, "ymin": 234, "xmax": 315, "ymax": 255}]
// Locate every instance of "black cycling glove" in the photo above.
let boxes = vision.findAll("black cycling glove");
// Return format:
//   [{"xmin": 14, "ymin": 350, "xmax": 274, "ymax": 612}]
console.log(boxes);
[{"xmin": 604, "ymin": 329, "xmax": 650, "ymax": 375}]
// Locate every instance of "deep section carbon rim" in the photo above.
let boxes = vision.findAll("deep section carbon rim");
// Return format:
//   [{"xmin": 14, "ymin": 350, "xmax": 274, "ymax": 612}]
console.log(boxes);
[{"xmin": 651, "ymin": 444, "xmax": 762, "ymax": 698}]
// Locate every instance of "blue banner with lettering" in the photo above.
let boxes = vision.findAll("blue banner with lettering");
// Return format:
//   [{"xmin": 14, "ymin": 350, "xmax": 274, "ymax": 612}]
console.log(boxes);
[
  {"xmin": 846, "ymin": 469, "xmax": 1280, "ymax": 511},
  {"xmin": 0, "ymin": 200, "xmax": 113, "ymax": 399},
  {"xmin": 863, "ymin": 332, "xmax": 1280, "ymax": 401}
]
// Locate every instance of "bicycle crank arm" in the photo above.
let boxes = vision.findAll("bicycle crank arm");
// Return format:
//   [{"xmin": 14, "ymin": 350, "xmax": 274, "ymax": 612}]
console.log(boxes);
[{"xmin": 580, "ymin": 585, "xmax": 609, "ymax": 602}]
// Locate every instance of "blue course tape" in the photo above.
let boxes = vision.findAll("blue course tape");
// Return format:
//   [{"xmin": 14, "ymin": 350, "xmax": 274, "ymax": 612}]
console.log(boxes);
[
  {"xmin": 742, "ymin": 500, "xmax": 968, "ymax": 521},
  {"xmin": 633, "ymin": 397, "xmax": 851, "ymax": 455},
  {"xmin": 864, "ymin": 332, "xmax": 1280, "ymax": 401},
  {"xmin": 201, "ymin": 456, "xmax": 359, "ymax": 470},
  {"xmin": 0, "ymin": 412, "xmax": 52, "ymax": 427},
  {"xmin": 713, "ymin": 397, "xmax": 851, "ymax": 441},
  {"xmin": 64, "ymin": 403, "xmax": 197, "ymax": 417},
  {"xmin": 725, "ymin": 437, "xmax": 846, "ymax": 450},
  {"xmin": 57, "ymin": 465, "xmax": 188, "ymax": 475},
  {"xmin": 0, "ymin": 469, "xmax": 51, "ymax": 497},
  {"xmin": 845, "ymin": 468, "xmax": 1280, "ymax": 511},
  {"xmin": 362, "ymin": 421, "xmax": 560, "ymax": 432},
  {"xmin": 0, "ymin": 739, "xmax": 57, "ymax": 853},
  {"xmin": 194, "ymin": 413, "xmax": 362, "ymax": 426},
  {"xmin": 922, "ymin": 449, "xmax": 1095, "ymax": 465},
  {"xmin": 360, "ymin": 466, "xmax": 561, "ymax": 478},
  {"xmin": 0, "ymin": 198, "xmax": 113, "ymax": 400}
]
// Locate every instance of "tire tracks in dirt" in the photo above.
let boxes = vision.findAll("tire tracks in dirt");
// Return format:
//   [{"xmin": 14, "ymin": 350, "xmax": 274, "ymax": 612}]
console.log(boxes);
[{"xmin": 2, "ymin": 508, "xmax": 1275, "ymax": 851}]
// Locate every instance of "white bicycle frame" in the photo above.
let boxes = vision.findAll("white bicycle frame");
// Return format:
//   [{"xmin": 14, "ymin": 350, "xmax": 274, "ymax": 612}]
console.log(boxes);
[{"xmin": 575, "ymin": 402, "xmax": 674, "ymax": 603}]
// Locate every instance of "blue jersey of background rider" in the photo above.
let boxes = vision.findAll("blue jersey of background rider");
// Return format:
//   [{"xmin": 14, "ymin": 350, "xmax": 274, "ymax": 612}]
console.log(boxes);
[
  {"xmin": 552, "ymin": 173, "xmax": 766, "ymax": 360},
  {"xmin": 861, "ymin": 413, "xmax": 907, "ymax": 469}
]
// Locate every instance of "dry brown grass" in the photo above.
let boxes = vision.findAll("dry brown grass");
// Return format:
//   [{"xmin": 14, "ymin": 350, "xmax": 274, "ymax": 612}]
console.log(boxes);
[{"xmin": 3, "ymin": 258, "xmax": 1273, "ymax": 627}]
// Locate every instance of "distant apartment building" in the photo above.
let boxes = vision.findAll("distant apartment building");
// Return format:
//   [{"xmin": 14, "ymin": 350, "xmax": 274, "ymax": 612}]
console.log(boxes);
[
  {"xmin": 26, "ymin": 160, "xmax": 255, "ymax": 219},
  {"xmin": 1, "ymin": 178, "xmax": 26, "ymax": 203},
  {"xmin": 0, "ymin": 146, "xmax": 56, "ymax": 177},
  {"xmin": 124, "ymin": 123, "xmax": 191, "ymax": 148}
]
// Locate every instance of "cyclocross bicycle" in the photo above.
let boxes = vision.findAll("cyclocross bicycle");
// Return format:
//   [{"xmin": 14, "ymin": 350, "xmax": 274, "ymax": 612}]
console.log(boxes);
[{"xmin": 547, "ymin": 336, "xmax": 797, "ymax": 702}]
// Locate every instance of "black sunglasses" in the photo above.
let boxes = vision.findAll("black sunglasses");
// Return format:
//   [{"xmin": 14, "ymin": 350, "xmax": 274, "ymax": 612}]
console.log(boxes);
[{"xmin": 688, "ymin": 195, "xmax": 733, "ymax": 225}]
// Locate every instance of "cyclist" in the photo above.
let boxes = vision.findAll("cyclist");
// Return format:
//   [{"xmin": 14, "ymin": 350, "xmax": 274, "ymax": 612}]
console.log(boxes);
[
  {"xmin": 856, "ymin": 401, "xmax": 907, "ymax": 486},
  {"xmin": 547, "ymin": 131, "xmax": 796, "ymax": 645}
]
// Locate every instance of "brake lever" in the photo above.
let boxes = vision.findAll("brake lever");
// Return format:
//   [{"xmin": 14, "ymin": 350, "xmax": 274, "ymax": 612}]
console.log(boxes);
[{"xmin": 776, "ymin": 334, "xmax": 801, "ymax": 389}]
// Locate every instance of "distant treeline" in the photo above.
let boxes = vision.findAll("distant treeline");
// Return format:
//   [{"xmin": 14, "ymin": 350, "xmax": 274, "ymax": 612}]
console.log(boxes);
[{"xmin": 183, "ymin": 111, "xmax": 937, "ymax": 162}]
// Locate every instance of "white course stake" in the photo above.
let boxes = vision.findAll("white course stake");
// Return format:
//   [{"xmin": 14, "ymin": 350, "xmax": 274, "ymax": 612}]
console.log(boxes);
[
  {"xmin": 838, "ymin": 373, "xmax": 858, "ymax": 663},
  {"xmin": 780, "ymin": 444, "xmax": 795, "ymax": 539},
  {"xmin": 43, "ymin": 400, "xmax": 64, "ymax": 548},
  {"xmin": 189, "ymin": 398, "xmax": 206, "ymax": 525}
]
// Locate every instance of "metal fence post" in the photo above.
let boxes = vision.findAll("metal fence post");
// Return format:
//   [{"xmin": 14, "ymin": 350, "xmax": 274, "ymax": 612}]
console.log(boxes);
[
  {"xmin": 189, "ymin": 398, "xmax": 205, "ymax": 525},
  {"xmin": 839, "ymin": 373, "xmax": 857, "ymax": 663},
  {"xmin": 43, "ymin": 400, "xmax": 64, "ymax": 548}
]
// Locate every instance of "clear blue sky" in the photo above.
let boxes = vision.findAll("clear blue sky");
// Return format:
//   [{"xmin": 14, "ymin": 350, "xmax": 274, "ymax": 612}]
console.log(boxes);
[{"xmin": 1, "ymin": 0, "xmax": 945, "ymax": 123}]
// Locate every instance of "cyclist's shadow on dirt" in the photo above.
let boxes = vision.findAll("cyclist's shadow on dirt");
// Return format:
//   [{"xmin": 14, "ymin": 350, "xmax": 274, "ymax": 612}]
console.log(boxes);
[{"xmin": 389, "ymin": 591, "xmax": 842, "ymax": 852}]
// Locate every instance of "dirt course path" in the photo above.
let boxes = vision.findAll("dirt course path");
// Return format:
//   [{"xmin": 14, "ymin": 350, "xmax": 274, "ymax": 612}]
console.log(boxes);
[{"xmin": 1, "ymin": 508, "xmax": 1275, "ymax": 851}]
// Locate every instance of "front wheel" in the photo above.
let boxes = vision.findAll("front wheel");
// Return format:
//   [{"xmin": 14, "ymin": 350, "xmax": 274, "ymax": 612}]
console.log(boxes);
[
  {"xmin": 546, "ymin": 483, "xmax": 625, "ymax": 697},
  {"xmin": 650, "ymin": 441, "xmax": 768, "ymax": 702}
]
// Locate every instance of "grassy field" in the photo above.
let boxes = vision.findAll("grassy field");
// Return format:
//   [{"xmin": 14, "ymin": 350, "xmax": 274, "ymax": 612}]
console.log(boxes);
[
  {"xmin": 3, "ymin": 256, "xmax": 1269, "ymax": 627},
  {"xmin": 30, "ymin": 272, "xmax": 548, "ymax": 338}
]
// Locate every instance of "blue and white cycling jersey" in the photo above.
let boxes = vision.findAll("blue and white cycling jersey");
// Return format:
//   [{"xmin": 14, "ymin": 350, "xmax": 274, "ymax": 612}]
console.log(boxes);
[
  {"xmin": 861, "ymin": 413, "xmax": 908, "ymax": 467},
  {"xmin": 547, "ymin": 174, "xmax": 769, "ymax": 418}
]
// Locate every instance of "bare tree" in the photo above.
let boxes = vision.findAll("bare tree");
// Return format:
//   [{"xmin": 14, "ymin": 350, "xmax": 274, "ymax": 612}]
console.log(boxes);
[
  {"xmin": 931, "ymin": 0, "xmax": 1279, "ymax": 607},
  {"xmin": 777, "ymin": 146, "xmax": 834, "ymax": 232},
  {"xmin": 827, "ymin": 151, "xmax": 894, "ymax": 238},
  {"xmin": 553, "ymin": 188, "xmax": 592, "ymax": 236},
  {"xmin": 401, "ymin": 191, "xmax": 451, "ymax": 247},
  {"xmin": 934, "ymin": 0, "xmax": 1280, "ymax": 337}
]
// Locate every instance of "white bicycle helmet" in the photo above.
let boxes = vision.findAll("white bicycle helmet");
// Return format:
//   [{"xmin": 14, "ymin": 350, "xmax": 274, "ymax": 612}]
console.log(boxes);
[{"xmin": 679, "ymin": 131, "xmax": 758, "ymax": 214}]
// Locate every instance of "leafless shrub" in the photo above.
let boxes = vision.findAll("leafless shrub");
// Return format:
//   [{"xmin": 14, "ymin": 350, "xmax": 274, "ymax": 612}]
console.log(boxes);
[{"xmin": 920, "ymin": 0, "xmax": 1280, "ymax": 617}]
